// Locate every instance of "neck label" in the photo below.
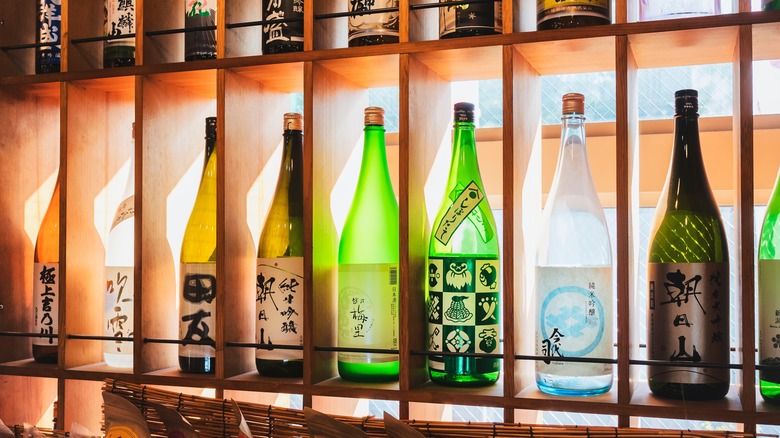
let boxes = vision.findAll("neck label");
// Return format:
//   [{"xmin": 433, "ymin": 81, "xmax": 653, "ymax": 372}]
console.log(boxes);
[{"xmin": 434, "ymin": 181, "xmax": 484, "ymax": 246}]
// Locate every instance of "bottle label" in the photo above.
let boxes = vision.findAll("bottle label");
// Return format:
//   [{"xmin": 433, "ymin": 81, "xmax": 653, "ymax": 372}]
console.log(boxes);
[
  {"xmin": 179, "ymin": 263, "xmax": 217, "ymax": 359},
  {"xmin": 256, "ymin": 257, "xmax": 304, "ymax": 361},
  {"xmin": 347, "ymin": 0, "xmax": 399, "ymax": 43},
  {"xmin": 338, "ymin": 263, "xmax": 399, "ymax": 363},
  {"xmin": 427, "ymin": 257, "xmax": 500, "ymax": 373},
  {"xmin": 439, "ymin": 2, "xmax": 502, "ymax": 37},
  {"xmin": 647, "ymin": 262, "xmax": 729, "ymax": 384},
  {"xmin": 434, "ymin": 181, "xmax": 486, "ymax": 246},
  {"xmin": 536, "ymin": 0, "xmax": 610, "ymax": 24},
  {"xmin": 535, "ymin": 266, "xmax": 612, "ymax": 377},
  {"xmin": 185, "ymin": 0, "xmax": 217, "ymax": 58},
  {"xmin": 263, "ymin": 0, "xmax": 304, "ymax": 46},
  {"xmin": 110, "ymin": 195, "xmax": 135, "ymax": 230},
  {"xmin": 104, "ymin": 266, "xmax": 134, "ymax": 357},
  {"xmin": 104, "ymin": 0, "xmax": 135, "ymax": 47},
  {"xmin": 759, "ymin": 259, "xmax": 780, "ymax": 379},
  {"xmin": 33, "ymin": 262, "xmax": 59, "ymax": 347},
  {"xmin": 38, "ymin": 0, "xmax": 62, "ymax": 65}
]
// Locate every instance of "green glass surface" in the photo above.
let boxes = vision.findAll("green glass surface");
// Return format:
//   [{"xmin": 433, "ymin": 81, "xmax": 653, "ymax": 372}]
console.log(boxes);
[
  {"xmin": 647, "ymin": 104, "xmax": 729, "ymax": 400},
  {"xmin": 759, "ymin": 170, "xmax": 780, "ymax": 403},
  {"xmin": 764, "ymin": 0, "xmax": 780, "ymax": 10},
  {"xmin": 427, "ymin": 109, "xmax": 500, "ymax": 387},
  {"xmin": 337, "ymin": 118, "xmax": 400, "ymax": 382}
]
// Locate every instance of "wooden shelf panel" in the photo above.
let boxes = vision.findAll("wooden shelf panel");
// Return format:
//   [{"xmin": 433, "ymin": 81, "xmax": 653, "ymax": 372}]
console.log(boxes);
[
  {"xmin": 0, "ymin": 359, "xmax": 61, "ymax": 379},
  {"xmin": 412, "ymin": 45, "xmax": 503, "ymax": 81},
  {"xmin": 629, "ymin": 385, "xmax": 746, "ymax": 422},
  {"xmin": 515, "ymin": 36, "xmax": 616, "ymax": 76},
  {"xmin": 224, "ymin": 371, "xmax": 305, "ymax": 393},
  {"xmin": 629, "ymin": 26, "xmax": 739, "ymax": 69},
  {"xmin": 753, "ymin": 20, "xmax": 780, "ymax": 61},
  {"xmin": 316, "ymin": 54, "xmax": 400, "ymax": 89},
  {"xmin": 228, "ymin": 62, "xmax": 305, "ymax": 94}
]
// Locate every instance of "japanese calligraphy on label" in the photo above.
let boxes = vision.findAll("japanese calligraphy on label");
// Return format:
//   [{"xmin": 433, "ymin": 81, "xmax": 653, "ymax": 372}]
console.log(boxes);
[
  {"xmin": 179, "ymin": 263, "xmax": 216, "ymax": 359},
  {"xmin": 536, "ymin": 0, "xmax": 610, "ymax": 23},
  {"xmin": 338, "ymin": 263, "xmax": 398, "ymax": 364},
  {"xmin": 535, "ymin": 266, "xmax": 612, "ymax": 377},
  {"xmin": 33, "ymin": 262, "xmax": 59, "ymax": 347},
  {"xmin": 263, "ymin": 0, "xmax": 304, "ymax": 47},
  {"xmin": 347, "ymin": 0, "xmax": 399, "ymax": 43},
  {"xmin": 439, "ymin": 1, "xmax": 502, "ymax": 37},
  {"xmin": 427, "ymin": 256, "xmax": 500, "ymax": 374},
  {"xmin": 256, "ymin": 257, "xmax": 304, "ymax": 361},
  {"xmin": 647, "ymin": 262, "xmax": 730, "ymax": 385},
  {"xmin": 434, "ymin": 181, "xmax": 485, "ymax": 246},
  {"xmin": 104, "ymin": 266, "xmax": 134, "ymax": 356},
  {"xmin": 38, "ymin": 0, "xmax": 61, "ymax": 66},
  {"xmin": 759, "ymin": 259, "xmax": 780, "ymax": 377},
  {"xmin": 105, "ymin": 0, "xmax": 135, "ymax": 47}
]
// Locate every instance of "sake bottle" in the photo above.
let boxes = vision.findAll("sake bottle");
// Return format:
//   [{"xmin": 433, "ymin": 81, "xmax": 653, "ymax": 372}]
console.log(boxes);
[
  {"xmin": 36, "ymin": 0, "xmax": 61, "ymax": 74},
  {"xmin": 256, "ymin": 113, "xmax": 304, "ymax": 378},
  {"xmin": 347, "ymin": 0, "xmax": 399, "ymax": 47},
  {"xmin": 427, "ymin": 102, "xmax": 500, "ymax": 387},
  {"xmin": 759, "ymin": 166, "xmax": 780, "ymax": 403},
  {"xmin": 32, "ymin": 176, "xmax": 60, "ymax": 363},
  {"xmin": 535, "ymin": 93, "xmax": 613, "ymax": 396},
  {"xmin": 179, "ymin": 117, "xmax": 217, "ymax": 373},
  {"xmin": 262, "ymin": 0, "xmax": 304, "ymax": 54},
  {"xmin": 439, "ymin": 0, "xmax": 502, "ymax": 39},
  {"xmin": 104, "ymin": 0, "xmax": 136, "ymax": 68},
  {"xmin": 184, "ymin": 0, "xmax": 217, "ymax": 61},
  {"xmin": 647, "ymin": 89, "xmax": 729, "ymax": 400},
  {"xmin": 338, "ymin": 107, "xmax": 399, "ymax": 382},
  {"xmin": 104, "ymin": 123, "xmax": 135, "ymax": 369}
]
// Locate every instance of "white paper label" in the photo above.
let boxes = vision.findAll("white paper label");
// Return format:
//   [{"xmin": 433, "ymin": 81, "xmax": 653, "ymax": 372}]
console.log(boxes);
[
  {"xmin": 179, "ymin": 263, "xmax": 216, "ymax": 359},
  {"xmin": 256, "ymin": 257, "xmax": 304, "ymax": 361},
  {"xmin": 33, "ymin": 262, "xmax": 59, "ymax": 347}
]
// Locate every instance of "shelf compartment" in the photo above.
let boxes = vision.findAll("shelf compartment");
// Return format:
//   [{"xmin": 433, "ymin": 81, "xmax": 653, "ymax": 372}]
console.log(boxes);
[
  {"xmin": 224, "ymin": 371, "xmax": 305, "ymax": 394},
  {"xmin": 628, "ymin": 384, "xmax": 746, "ymax": 423},
  {"xmin": 629, "ymin": 26, "xmax": 739, "ymax": 69},
  {"xmin": 753, "ymin": 19, "xmax": 780, "ymax": 61},
  {"xmin": 0, "ymin": 2, "xmax": 38, "ymax": 76},
  {"xmin": 407, "ymin": 379, "xmax": 504, "ymax": 406},
  {"xmin": 411, "ymin": 45, "xmax": 503, "ymax": 82},
  {"xmin": 514, "ymin": 36, "xmax": 616, "ymax": 75},
  {"xmin": 0, "ymin": 375, "xmax": 57, "ymax": 428},
  {"xmin": 514, "ymin": 384, "xmax": 622, "ymax": 416}
]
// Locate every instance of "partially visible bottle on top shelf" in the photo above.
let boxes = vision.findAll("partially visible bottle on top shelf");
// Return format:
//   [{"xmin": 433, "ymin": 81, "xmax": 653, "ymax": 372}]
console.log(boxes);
[
  {"xmin": 347, "ymin": 0, "xmax": 399, "ymax": 47},
  {"xmin": 439, "ymin": 1, "xmax": 502, "ymax": 39},
  {"xmin": 179, "ymin": 117, "xmax": 218, "ymax": 374},
  {"xmin": 764, "ymin": 0, "xmax": 780, "ymax": 10},
  {"xmin": 759, "ymin": 166, "xmax": 780, "ymax": 404},
  {"xmin": 104, "ymin": 123, "xmax": 135, "ymax": 369},
  {"xmin": 104, "ymin": 0, "xmax": 136, "ymax": 68},
  {"xmin": 262, "ymin": 0, "xmax": 304, "ymax": 54},
  {"xmin": 33, "ymin": 175, "xmax": 60, "ymax": 364},
  {"xmin": 36, "ymin": 0, "xmax": 61, "ymax": 74},
  {"xmin": 185, "ymin": 0, "xmax": 217, "ymax": 61},
  {"xmin": 536, "ymin": 0, "xmax": 610, "ymax": 30},
  {"xmin": 639, "ymin": 0, "xmax": 720, "ymax": 21}
]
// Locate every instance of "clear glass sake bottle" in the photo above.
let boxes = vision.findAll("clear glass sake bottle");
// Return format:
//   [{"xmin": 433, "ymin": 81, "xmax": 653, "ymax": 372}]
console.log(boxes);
[
  {"xmin": 647, "ymin": 89, "xmax": 730, "ymax": 400},
  {"xmin": 759, "ymin": 166, "xmax": 780, "ymax": 403},
  {"xmin": 179, "ymin": 117, "xmax": 217, "ymax": 373},
  {"xmin": 104, "ymin": 123, "xmax": 136, "ymax": 368},
  {"xmin": 427, "ymin": 102, "xmax": 500, "ymax": 387},
  {"xmin": 338, "ymin": 107, "xmax": 399, "ymax": 382},
  {"xmin": 32, "ymin": 175, "xmax": 60, "ymax": 363},
  {"xmin": 535, "ymin": 93, "xmax": 613, "ymax": 396},
  {"xmin": 256, "ymin": 113, "xmax": 304, "ymax": 378}
]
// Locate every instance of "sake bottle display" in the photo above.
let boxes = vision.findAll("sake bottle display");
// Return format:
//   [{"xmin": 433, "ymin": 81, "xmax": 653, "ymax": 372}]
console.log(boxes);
[
  {"xmin": 647, "ymin": 89, "xmax": 729, "ymax": 400},
  {"xmin": 256, "ymin": 113, "xmax": 304, "ymax": 378},
  {"xmin": 338, "ymin": 107, "xmax": 399, "ymax": 382},
  {"xmin": 347, "ymin": 0, "xmax": 399, "ymax": 47},
  {"xmin": 439, "ymin": 0, "xmax": 502, "ymax": 39},
  {"xmin": 36, "ymin": 0, "xmax": 61, "ymax": 74},
  {"xmin": 104, "ymin": 124, "xmax": 135, "ymax": 369},
  {"xmin": 262, "ymin": 0, "xmax": 304, "ymax": 54},
  {"xmin": 427, "ymin": 102, "xmax": 500, "ymax": 387},
  {"xmin": 535, "ymin": 93, "xmax": 613, "ymax": 396},
  {"xmin": 639, "ymin": 0, "xmax": 720, "ymax": 21},
  {"xmin": 759, "ymin": 166, "xmax": 780, "ymax": 403},
  {"xmin": 104, "ymin": 0, "xmax": 136, "ymax": 68},
  {"xmin": 32, "ymin": 176, "xmax": 60, "ymax": 363},
  {"xmin": 179, "ymin": 117, "xmax": 218, "ymax": 373},
  {"xmin": 536, "ymin": 0, "xmax": 610, "ymax": 30},
  {"xmin": 184, "ymin": 0, "xmax": 217, "ymax": 61}
]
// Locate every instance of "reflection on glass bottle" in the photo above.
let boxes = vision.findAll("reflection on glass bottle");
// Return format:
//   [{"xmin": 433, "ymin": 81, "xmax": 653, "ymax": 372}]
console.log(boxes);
[
  {"xmin": 338, "ymin": 107, "xmax": 399, "ymax": 382},
  {"xmin": 759, "ymin": 166, "xmax": 780, "ymax": 404},
  {"xmin": 427, "ymin": 102, "xmax": 500, "ymax": 387},
  {"xmin": 647, "ymin": 90, "xmax": 730, "ymax": 400},
  {"xmin": 33, "ymin": 175, "xmax": 60, "ymax": 363},
  {"xmin": 179, "ymin": 117, "xmax": 218, "ymax": 374},
  {"xmin": 536, "ymin": 0, "xmax": 610, "ymax": 30},
  {"xmin": 439, "ymin": 0, "xmax": 502, "ymax": 39},
  {"xmin": 347, "ymin": 0, "xmax": 399, "ymax": 47},
  {"xmin": 256, "ymin": 113, "xmax": 304, "ymax": 378},
  {"xmin": 104, "ymin": 0, "xmax": 136, "ymax": 68},
  {"xmin": 535, "ymin": 93, "xmax": 613, "ymax": 396},
  {"xmin": 36, "ymin": 0, "xmax": 61, "ymax": 74},
  {"xmin": 639, "ymin": 0, "xmax": 720, "ymax": 21},
  {"xmin": 185, "ymin": 0, "xmax": 217, "ymax": 61},
  {"xmin": 262, "ymin": 0, "xmax": 304, "ymax": 54}
]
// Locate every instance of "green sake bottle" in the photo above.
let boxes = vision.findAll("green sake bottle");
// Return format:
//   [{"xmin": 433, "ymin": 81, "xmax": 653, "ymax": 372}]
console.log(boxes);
[{"xmin": 759, "ymin": 166, "xmax": 780, "ymax": 403}]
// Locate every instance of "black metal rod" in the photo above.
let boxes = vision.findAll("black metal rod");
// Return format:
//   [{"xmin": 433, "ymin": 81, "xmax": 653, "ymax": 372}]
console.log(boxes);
[
  {"xmin": 225, "ymin": 342, "xmax": 303, "ymax": 351},
  {"xmin": 315, "ymin": 7, "xmax": 399, "ymax": 20},
  {"xmin": 1, "ymin": 42, "xmax": 59, "ymax": 51},
  {"xmin": 70, "ymin": 33, "xmax": 136, "ymax": 44},
  {"xmin": 410, "ymin": 0, "xmax": 501, "ymax": 11},
  {"xmin": 143, "ymin": 337, "xmax": 215, "ymax": 346},
  {"xmin": 146, "ymin": 25, "xmax": 217, "ymax": 37},
  {"xmin": 755, "ymin": 364, "xmax": 780, "ymax": 371},
  {"xmin": 226, "ymin": 17, "xmax": 304, "ymax": 30},
  {"xmin": 515, "ymin": 354, "xmax": 618, "ymax": 365},
  {"xmin": 314, "ymin": 346, "xmax": 399, "ymax": 355},
  {"xmin": 411, "ymin": 350, "xmax": 504, "ymax": 359},
  {"xmin": 0, "ymin": 331, "xmax": 57, "ymax": 339},
  {"xmin": 68, "ymin": 334, "xmax": 134, "ymax": 342}
]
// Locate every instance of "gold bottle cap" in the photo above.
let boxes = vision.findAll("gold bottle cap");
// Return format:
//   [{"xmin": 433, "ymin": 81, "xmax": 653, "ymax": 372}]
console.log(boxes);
[
  {"xmin": 364, "ymin": 106, "xmax": 385, "ymax": 126},
  {"xmin": 284, "ymin": 112, "xmax": 303, "ymax": 131},
  {"xmin": 562, "ymin": 93, "xmax": 585, "ymax": 115}
]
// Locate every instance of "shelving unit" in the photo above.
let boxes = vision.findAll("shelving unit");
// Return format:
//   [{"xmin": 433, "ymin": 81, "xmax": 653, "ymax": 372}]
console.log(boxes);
[{"xmin": 0, "ymin": 0, "xmax": 778, "ymax": 434}]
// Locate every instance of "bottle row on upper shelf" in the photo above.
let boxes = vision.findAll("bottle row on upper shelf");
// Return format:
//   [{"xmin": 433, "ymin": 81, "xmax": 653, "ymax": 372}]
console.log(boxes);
[
  {"xmin": 23, "ymin": 87, "xmax": 780, "ymax": 404},
  {"xmin": 28, "ymin": 0, "xmax": 779, "ymax": 75}
]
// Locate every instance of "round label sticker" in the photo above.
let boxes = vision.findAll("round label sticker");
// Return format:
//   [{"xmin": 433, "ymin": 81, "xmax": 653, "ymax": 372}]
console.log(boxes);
[
  {"xmin": 539, "ymin": 285, "xmax": 605, "ymax": 357},
  {"xmin": 106, "ymin": 426, "xmax": 139, "ymax": 438}
]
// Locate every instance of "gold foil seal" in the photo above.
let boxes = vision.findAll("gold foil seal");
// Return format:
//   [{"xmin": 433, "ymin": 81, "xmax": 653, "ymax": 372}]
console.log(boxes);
[
  {"xmin": 562, "ymin": 93, "xmax": 585, "ymax": 115},
  {"xmin": 284, "ymin": 112, "xmax": 303, "ymax": 131},
  {"xmin": 364, "ymin": 106, "xmax": 385, "ymax": 126}
]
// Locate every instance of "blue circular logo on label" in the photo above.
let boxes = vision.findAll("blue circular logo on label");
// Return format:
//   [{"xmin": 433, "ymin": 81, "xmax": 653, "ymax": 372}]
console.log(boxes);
[{"xmin": 540, "ymin": 285, "xmax": 605, "ymax": 357}]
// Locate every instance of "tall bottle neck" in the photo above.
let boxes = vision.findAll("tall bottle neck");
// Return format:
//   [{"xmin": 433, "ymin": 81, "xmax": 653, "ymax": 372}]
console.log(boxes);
[
  {"xmin": 664, "ymin": 112, "xmax": 716, "ymax": 212},
  {"xmin": 280, "ymin": 128, "xmax": 304, "ymax": 216},
  {"xmin": 203, "ymin": 136, "xmax": 216, "ymax": 173},
  {"xmin": 447, "ymin": 121, "xmax": 483, "ymax": 186},
  {"xmin": 555, "ymin": 113, "xmax": 589, "ymax": 172},
  {"xmin": 358, "ymin": 124, "xmax": 391, "ymax": 184}
]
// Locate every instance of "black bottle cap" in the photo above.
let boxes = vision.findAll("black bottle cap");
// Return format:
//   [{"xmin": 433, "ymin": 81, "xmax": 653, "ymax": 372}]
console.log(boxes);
[
  {"xmin": 454, "ymin": 102, "xmax": 475, "ymax": 123},
  {"xmin": 205, "ymin": 116, "xmax": 217, "ymax": 139},
  {"xmin": 674, "ymin": 89, "xmax": 698, "ymax": 114}
]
